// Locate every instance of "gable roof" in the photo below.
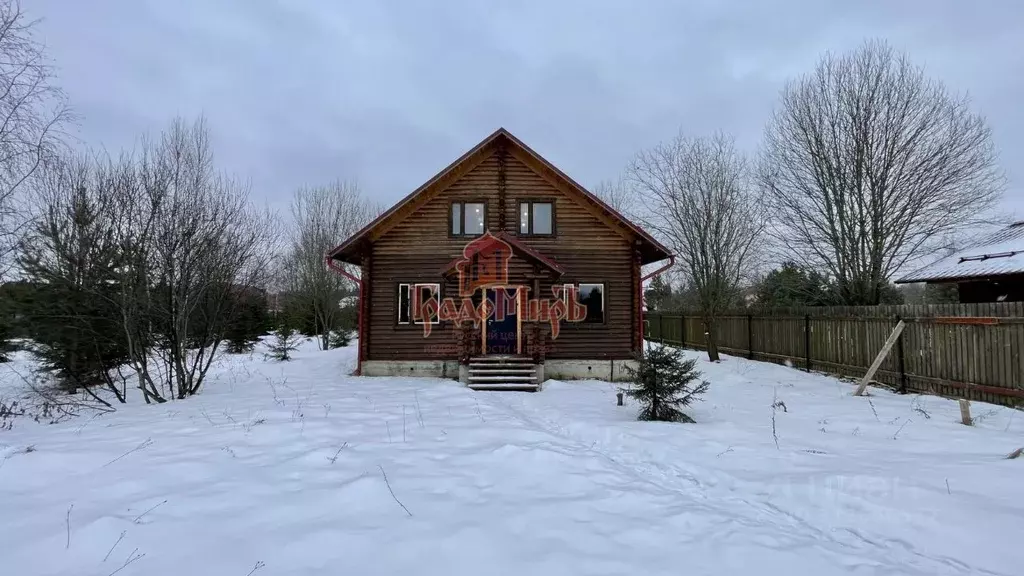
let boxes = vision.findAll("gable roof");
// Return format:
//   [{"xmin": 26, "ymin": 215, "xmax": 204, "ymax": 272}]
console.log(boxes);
[
  {"xmin": 327, "ymin": 127, "xmax": 672, "ymax": 266},
  {"xmin": 897, "ymin": 222, "xmax": 1024, "ymax": 283}
]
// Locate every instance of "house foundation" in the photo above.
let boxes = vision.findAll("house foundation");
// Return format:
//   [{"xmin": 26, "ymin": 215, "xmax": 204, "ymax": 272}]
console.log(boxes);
[
  {"xmin": 360, "ymin": 360, "xmax": 461, "ymax": 379},
  {"xmin": 542, "ymin": 359, "xmax": 637, "ymax": 382}
]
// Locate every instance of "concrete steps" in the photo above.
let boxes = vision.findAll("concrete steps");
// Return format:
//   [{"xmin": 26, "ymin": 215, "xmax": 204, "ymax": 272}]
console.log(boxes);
[{"xmin": 467, "ymin": 356, "xmax": 540, "ymax": 392}]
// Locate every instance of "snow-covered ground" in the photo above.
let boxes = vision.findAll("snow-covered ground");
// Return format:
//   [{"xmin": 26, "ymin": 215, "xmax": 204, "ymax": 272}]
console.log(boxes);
[{"xmin": 1, "ymin": 340, "xmax": 1021, "ymax": 576}]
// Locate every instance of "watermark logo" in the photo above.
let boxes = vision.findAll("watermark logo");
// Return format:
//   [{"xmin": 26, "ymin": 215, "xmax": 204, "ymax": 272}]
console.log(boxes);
[{"xmin": 413, "ymin": 232, "xmax": 587, "ymax": 337}]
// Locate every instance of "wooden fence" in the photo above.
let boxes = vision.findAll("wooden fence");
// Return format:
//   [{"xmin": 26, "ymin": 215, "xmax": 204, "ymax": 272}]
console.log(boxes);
[{"xmin": 644, "ymin": 303, "xmax": 1024, "ymax": 406}]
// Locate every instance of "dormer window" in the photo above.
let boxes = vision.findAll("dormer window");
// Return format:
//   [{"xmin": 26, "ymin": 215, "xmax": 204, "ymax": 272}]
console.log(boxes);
[
  {"xmin": 518, "ymin": 200, "xmax": 554, "ymax": 236},
  {"xmin": 451, "ymin": 201, "xmax": 486, "ymax": 236}
]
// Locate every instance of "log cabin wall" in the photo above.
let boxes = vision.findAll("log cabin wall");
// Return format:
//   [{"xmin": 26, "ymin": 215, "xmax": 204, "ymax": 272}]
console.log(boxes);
[{"xmin": 367, "ymin": 145, "xmax": 637, "ymax": 361}]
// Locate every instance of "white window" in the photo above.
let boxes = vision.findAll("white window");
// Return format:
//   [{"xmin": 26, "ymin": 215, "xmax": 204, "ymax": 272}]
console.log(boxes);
[
  {"xmin": 398, "ymin": 283, "xmax": 440, "ymax": 324},
  {"xmin": 452, "ymin": 202, "xmax": 485, "ymax": 236},
  {"xmin": 519, "ymin": 201, "xmax": 553, "ymax": 235}
]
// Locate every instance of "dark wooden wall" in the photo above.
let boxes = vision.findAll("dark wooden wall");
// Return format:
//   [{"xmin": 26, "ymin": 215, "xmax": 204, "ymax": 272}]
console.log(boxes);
[
  {"xmin": 957, "ymin": 275, "xmax": 1024, "ymax": 303},
  {"xmin": 366, "ymin": 147, "xmax": 638, "ymax": 361},
  {"xmin": 645, "ymin": 303, "xmax": 1024, "ymax": 406}
]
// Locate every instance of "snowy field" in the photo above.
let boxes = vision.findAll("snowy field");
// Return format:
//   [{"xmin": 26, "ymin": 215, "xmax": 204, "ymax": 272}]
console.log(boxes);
[{"xmin": 1, "ymin": 340, "xmax": 1022, "ymax": 576}]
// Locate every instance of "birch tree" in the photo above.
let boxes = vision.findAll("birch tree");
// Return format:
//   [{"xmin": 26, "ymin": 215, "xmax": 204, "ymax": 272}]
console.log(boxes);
[
  {"xmin": 629, "ymin": 132, "xmax": 764, "ymax": 361},
  {"xmin": 758, "ymin": 40, "xmax": 1004, "ymax": 305}
]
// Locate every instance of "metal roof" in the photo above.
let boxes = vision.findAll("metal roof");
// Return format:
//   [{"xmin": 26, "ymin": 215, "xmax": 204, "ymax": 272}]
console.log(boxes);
[{"xmin": 897, "ymin": 223, "xmax": 1024, "ymax": 283}]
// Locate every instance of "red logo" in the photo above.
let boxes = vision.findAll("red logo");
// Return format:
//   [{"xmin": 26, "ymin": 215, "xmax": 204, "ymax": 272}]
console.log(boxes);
[
  {"xmin": 414, "ymin": 232, "xmax": 587, "ymax": 337},
  {"xmin": 455, "ymin": 232, "xmax": 513, "ymax": 296}
]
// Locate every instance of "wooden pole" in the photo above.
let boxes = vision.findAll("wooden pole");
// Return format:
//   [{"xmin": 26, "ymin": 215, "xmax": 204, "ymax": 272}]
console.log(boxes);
[
  {"xmin": 959, "ymin": 399, "xmax": 972, "ymax": 426},
  {"xmin": 747, "ymin": 314, "xmax": 754, "ymax": 359},
  {"xmin": 854, "ymin": 320, "xmax": 906, "ymax": 396},
  {"xmin": 896, "ymin": 315, "xmax": 908, "ymax": 394},
  {"xmin": 804, "ymin": 314, "xmax": 811, "ymax": 372}
]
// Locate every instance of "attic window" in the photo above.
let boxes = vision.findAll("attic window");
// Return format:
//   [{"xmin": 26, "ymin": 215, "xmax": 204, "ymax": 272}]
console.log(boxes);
[
  {"xmin": 958, "ymin": 251, "xmax": 1021, "ymax": 263},
  {"xmin": 451, "ymin": 202, "xmax": 485, "ymax": 236},
  {"xmin": 519, "ymin": 200, "xmax": 554, "ymax": 236}
]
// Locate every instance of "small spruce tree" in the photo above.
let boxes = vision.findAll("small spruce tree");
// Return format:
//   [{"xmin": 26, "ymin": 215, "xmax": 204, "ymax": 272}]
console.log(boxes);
[
  {"xmin": 267, "ymin": 323, "xmax": 300, "ymax": 361},
  {"xmin": 328, "ymin": 329, "xmax": 351, "ymax": 349},
  {"xmin": 224, "ymin": 289, "xmax": 271, "ymax": 354},
  {"xmin": 623, "ymin": 344, "xmax": 709, "ymax": 422}
]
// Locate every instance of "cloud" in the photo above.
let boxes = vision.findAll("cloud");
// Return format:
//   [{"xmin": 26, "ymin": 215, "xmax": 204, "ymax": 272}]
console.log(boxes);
[{"xmin": 31, "ymin": 0, "xmax": 1024, "ymax": 217}]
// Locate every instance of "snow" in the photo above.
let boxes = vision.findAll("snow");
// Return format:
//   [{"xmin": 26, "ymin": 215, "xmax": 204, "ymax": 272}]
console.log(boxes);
[
  {"xmin": 898, "ymin": 222, "xmax": 1024, "ymax": 282},
  {"xmin": 1, "ymin": 340, "xmax": 1022, "ymax": 576}
]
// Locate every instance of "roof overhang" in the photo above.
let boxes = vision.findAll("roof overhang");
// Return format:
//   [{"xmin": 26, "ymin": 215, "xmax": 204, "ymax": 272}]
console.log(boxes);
[{"xmin": 896, "ymin": 271, "xmax": 1024, "ymax": 284}]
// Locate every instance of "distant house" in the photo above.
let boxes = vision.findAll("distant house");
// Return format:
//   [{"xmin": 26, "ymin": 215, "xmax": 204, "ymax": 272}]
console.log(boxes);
[
  {"xmin": 327, "ymin": 128, "xmax": 672, "ymax": 389},
  {"xmin": 896, "ymin": 222, "xmax": 1024, "ymax": 303}
]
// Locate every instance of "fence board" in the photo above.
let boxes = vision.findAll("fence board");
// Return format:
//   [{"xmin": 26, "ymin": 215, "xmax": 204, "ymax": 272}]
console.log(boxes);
[{"xmin": 645, "ymin": 303, "xmax": 1024, "ymax": 406}]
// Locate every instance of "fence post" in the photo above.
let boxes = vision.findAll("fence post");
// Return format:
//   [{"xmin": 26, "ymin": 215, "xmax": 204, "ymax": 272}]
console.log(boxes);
[
  {"xmin": 680, "ymin": 315, "xmax": 686, "ymax": 347},
  {"xmin": 804, "ymin": 314, "xmax": 811, "ymax": 372},
  {"xmin": 747, "ymin": 314, "xmax": 754, "ymax": 359},
  {"xmin": 659, "ymin": 313, "xmax": 665, "ymax": 344},
  {"xmin": 896, "ymin": 314, "xmax": 908, "ymax": 394}
]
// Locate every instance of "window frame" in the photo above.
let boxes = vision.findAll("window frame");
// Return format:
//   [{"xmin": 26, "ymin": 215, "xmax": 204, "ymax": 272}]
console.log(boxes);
[
  {"xmin": 561, "ymin": 282, "xmax": 606, "ymax": 325},
  {"xmin": 449, "ymin": 200, "xmax": 488, "ymax": 238},
  {"xmin": 517, "ymin": 199, "xmax": 556, "ymax": 237},
  {"xmin": 396, "ymin": 282, "xmax": 442, "ymax": 326}
]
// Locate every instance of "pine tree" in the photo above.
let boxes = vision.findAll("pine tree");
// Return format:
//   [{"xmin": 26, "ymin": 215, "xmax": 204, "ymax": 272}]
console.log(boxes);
[
  {"xmin": 267, "ymin": 323, "xmax": 300, "ymax": 361},
  {"xmin": 17, "ymin": 183, "xmax": 130, "ymax": 396},
  {"xmin": 328, "ymin": 329, "xmax": 351, "ymax": 349},
  {"xmin": 328, "ymin": 301, "xmax": 357, "ymax": 349},
  {"xmin": 0, "ymin": 316, "xmax": 12, "ymax": 363},
  {"xmin": 644, "ymin": 275, "xmax": 674, "ymax": 311},
  {"xmin": 623, "ymin": 344, "xmax": 709, "ymax": 423},
  {"xmin": 223, "ymin": 288, "xmax": 271, "ymax": 353}
]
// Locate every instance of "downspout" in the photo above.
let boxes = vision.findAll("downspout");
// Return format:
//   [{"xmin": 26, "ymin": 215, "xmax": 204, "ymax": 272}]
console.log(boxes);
[
  {"xmin": 326, "ymin": 255, "xmax": 364, "ymax": 376},
  {"xmin": 639, "ymin": 256, "xmax": 675, "ymax": 347}
]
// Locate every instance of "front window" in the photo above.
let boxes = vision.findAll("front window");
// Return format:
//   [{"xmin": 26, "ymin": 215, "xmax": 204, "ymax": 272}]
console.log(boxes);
[
  {"xmin": 452, "ymin": 202, "xmax": 485, "ymax": 236},
  {"xmin": 397, "ymin": 283, "xmax": 440, "ymax": 324},
  {"xmin": 563, "ymin": 282, "xmax": 605, "ymax": 323},
  {"xmin": 519, "ymin": 200, "xmax": 554, "ymax": 235}
]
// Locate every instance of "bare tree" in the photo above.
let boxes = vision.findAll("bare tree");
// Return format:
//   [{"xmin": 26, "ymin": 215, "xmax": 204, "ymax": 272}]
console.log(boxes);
[
  {"xmin": 758, "ymin": 39, "xmax": 1004, "ymax": 305},
  {"xmin": 592, "ymin": 175, "xmax": 633, "ymax": 216},
  {"xmin": 0, "ymin": 1, "xmax": 72, "ymax": 273},
  {"xmin": 287, "ymin": 181, "xmax": 379, "ymax": 350},
  {"xmin": 629, "ymin": 131, "xmax": 764, "ymax": 361},
  {"xmin": 113, "ymin": 117, "xmax": 276, "ymax": 401}
]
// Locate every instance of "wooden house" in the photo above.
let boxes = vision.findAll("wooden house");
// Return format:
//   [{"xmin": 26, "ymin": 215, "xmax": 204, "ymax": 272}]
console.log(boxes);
[{"xmin": 327, "ymin": 128, "xmax": 672, "ymax": 390}]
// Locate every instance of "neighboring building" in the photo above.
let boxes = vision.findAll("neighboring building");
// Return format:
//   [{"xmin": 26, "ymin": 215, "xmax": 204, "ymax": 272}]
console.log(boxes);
[
  {"xmin": 327, "ymin": 128, "xmax": 672, "ymax": 389},
  {"xmin": 896, "ymin": 222, "xmax": 1024, "ymax": 303}
]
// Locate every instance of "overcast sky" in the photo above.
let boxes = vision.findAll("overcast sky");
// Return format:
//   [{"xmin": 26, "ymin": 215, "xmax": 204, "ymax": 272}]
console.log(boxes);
[{"xmin": 31, "ymin": 0, "xmax": 1024, "ymax": 217}]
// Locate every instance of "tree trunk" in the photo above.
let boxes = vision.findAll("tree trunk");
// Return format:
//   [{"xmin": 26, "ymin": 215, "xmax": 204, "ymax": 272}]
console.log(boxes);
[{"xmin": 704, "ymin": 318, "xmax": 720, "ymax": 362}]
